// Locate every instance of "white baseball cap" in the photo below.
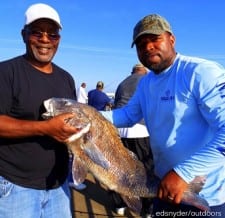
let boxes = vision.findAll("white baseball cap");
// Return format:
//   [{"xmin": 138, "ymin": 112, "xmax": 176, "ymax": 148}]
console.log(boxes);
[{"xmin": 24, "ymin": 3, "xmax": 62, "ymax": 29}]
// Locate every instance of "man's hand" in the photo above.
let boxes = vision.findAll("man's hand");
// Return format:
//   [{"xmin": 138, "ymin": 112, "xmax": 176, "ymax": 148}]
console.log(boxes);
[
  {"xmin": 44, "ymin": 113, "xmax": 81, "ymax": 142},
  {"xmin": 158, "ymin": 170, "xmax": 188, "ymax": 204}
]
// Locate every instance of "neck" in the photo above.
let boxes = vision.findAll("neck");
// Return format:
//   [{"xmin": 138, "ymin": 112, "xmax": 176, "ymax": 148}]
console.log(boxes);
[
  {"xmin": 153, "ymin": 52, "xmax": 176, "ymax": 74},
  {"xmin": 24, "ymin": 55, "xmax": 53, "ymax": 74}
]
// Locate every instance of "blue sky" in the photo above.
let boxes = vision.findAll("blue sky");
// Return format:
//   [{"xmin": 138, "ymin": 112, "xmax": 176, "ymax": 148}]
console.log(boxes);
[{"xmin": 1, "ymin": 0, "xmax": 225, "ymax": 93}]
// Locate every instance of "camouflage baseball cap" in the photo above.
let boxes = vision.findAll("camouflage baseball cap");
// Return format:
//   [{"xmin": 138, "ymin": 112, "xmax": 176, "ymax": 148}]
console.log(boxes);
[{"xmin": 131, "ymin": 14, "xmax": 173, "ymax": 47}]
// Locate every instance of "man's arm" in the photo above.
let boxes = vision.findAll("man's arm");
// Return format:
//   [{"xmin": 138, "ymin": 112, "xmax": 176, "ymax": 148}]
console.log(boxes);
[{"xmin": 0, "ymin": 113, "xmax": 80, "ymax": 142}]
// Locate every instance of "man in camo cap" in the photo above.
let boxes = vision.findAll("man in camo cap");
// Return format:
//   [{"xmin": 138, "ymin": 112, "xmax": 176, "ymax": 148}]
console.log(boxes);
[
  {"xmin": 131, "ymin": 14, "xmax": 173, "ymax": 47},
  {"xmin": 101, "ymin": 13, "xmax": 225, "ymax": 218}
]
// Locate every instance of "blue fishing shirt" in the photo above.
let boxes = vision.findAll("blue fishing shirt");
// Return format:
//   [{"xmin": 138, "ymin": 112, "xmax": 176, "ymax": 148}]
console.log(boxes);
[{"xmin": 102, "ymin": 53, "xmax": 225, "ymax": 206}]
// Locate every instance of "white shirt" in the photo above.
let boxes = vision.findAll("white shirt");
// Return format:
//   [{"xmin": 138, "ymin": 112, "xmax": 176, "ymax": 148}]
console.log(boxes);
[
  {"xmin": 77, "ymin": 86, "xmax": 88, "ymax": 103},
  {"xmin": 118, "ymin": 124, "xmax": 149, "ymax": 138}
]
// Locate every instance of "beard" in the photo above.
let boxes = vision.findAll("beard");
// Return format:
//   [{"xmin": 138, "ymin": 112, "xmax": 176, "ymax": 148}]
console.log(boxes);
[
  {"xmin": 141, "ymin": 53, "xmax": 174, "ymax": 74},
  {"xmin": 147, "ymin": 61, "xmax": 169, "ymax": 74}
]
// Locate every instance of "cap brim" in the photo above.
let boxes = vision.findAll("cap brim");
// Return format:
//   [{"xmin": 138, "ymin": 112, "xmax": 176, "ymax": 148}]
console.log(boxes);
[{"xmin": 131, "ymin": 30, "xmax": 165, "ymax": 48}]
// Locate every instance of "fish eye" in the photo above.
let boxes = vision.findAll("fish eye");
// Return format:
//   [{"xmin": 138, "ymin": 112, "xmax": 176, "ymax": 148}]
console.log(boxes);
[{"xmin": 77, "ymin": 112, "xmax": 82, "ymax": 118}]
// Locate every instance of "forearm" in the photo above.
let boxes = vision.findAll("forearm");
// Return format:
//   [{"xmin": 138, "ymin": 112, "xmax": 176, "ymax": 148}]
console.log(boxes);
[
  {"xmin": 0, "ymin": 113, "xmax": 82, "ymax": 142},
  {"xmin": 101, "ymin": 109, "xmax": 130, "ymax": 127},
  {"xmin": 101, "ymin": 106, "xmax": 142, "ymax": 128},
  {"xmin": 0, "ymin": 115, "xmax": 46, "ymax": 138}
]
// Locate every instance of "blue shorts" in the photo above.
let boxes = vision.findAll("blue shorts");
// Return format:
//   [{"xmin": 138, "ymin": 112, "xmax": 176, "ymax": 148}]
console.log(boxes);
[{"xmin": 0, "ymin": 176, "xmax": 72, "ymax": 218}]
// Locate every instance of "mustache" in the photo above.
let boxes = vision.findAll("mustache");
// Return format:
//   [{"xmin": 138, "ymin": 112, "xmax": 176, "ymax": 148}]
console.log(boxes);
[{"xmin": 144, "ymin": 51, "xmax": 160, "ymax": 58}]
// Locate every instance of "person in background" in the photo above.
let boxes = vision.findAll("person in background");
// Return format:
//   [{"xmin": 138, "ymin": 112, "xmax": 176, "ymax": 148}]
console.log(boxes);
[
  {"xmin": 110, "ymin": 63, "xmax": 153, "ymax": 217},
  {"xmin": 88, "ymin": 81, "xmax": 112, "ymax": 111},
  {"xmin": 0, "ymin": 3, "xmax": 79, "ymax": 218},
  {"xmin": 77, "ymin": 82, "xmax": 88, "ymax": 104},
  {"xmin": 101, "ymin": 14, "xmax": 225, "ymax": 218}
]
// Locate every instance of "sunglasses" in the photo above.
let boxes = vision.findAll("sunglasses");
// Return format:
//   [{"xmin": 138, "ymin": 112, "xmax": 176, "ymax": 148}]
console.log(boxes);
[{"xmin": 27, "ymin": 29, "xmax": 60, "ymax": 41}]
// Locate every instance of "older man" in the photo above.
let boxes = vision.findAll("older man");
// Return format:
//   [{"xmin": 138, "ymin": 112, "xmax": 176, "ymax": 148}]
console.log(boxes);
[{"xmin": 0, "ymin": 3, "xmax": 78, "ymax": 218}]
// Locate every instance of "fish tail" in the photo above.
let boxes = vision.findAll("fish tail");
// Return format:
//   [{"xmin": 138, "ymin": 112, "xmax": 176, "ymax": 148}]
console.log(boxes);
[
  {"xmin": 182, "ymin": 191, "xmax": 210, "ymax": 211},
  {"xmin": 121, "ymin": 195, "xmax": 142, "ymax": 214},
  {"xmin": 182, "ymin": 176, "xmax": 210, "ymax": 211}
]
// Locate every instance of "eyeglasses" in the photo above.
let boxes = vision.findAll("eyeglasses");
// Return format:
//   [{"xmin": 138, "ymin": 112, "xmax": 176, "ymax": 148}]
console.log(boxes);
[{"xmin": 27, "ymin": 30, "xmax": 60, "ymax": 41}]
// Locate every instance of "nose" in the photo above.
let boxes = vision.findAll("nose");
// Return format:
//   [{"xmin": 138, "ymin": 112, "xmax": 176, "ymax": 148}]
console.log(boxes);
[
  {"xmin": 38, "ymin": 32, "xmax": 51, "ymax": 42},
  {"xmin": 137, "ymin": 41, "xmax": 154, "ymax": 53},
  {"xmin": 145, "ymin": 41, "xmax": 154, "ymax": 51}
]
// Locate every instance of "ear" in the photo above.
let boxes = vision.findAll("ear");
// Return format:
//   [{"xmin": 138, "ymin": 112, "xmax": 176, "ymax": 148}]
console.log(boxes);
[
  {"xmin": 169, "ymin": 34, "xmax": 176, "ymax": 47},
  {"xmin": 21, "ymin": 29, "xmax": 27, "ymax": 43}
]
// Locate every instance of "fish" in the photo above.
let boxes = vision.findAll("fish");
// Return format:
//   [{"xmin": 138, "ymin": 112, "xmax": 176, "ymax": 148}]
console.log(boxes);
[{"xmin": 42, "ymin": 97, "xmax": 210, "ymax": 214}]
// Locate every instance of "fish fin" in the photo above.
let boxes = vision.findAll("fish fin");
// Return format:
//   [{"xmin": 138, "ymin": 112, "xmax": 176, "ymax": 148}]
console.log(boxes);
[
  {"xmin": 121, "ymin": 195, "xmax": 142, "ymax": 214},
  {"xmin": 187, "ymin": 175, "xmax": 206, "ymax": 194},
  {"xmin": 82, "ymin": 133, "xmax": 110, "ymax": 169},
  {"xmin": 182, "ymin": 176, "xmax": 210, "ymax": 211},
  {"xmin": 72, "ymin": 156, "xmax": 88, "ymax": 185},
  {"xmin": 84, "ymin": 146, "xmax": 110, "ymax": 169}
]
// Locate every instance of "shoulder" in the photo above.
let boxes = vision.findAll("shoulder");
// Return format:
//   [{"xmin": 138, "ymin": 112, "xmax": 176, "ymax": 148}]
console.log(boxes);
[
  {"xmin": 88, "ymin": 89, "xmax": 95, "ymax": 93},
  {"xmin": 52, "ymin": 63, "xmax": 74, "ymax": 81},
  {"xmin": 88, "ymin": 89, "xmax": 95, "ymax": 96},
  {"xmin": 52, "ymin": 62, "xmax": 70, "ymax": 75},
  {"xmin": 173, "ymin": 55, "xmax": 225, "ymax": 82},
  {"xmin": 173, "ymin": 54, "xmax": 225, "ymax": 97},
  {"xmin": 177, "ymin": 54, "xmax": 223, "ymax": 72},
  {"xmin": 0, "ymin": 55, "xmax": 24, "ymax": 68},
  {"xmin": 0, "ymin": 56, "xmax": 29, "ymax": 80}
]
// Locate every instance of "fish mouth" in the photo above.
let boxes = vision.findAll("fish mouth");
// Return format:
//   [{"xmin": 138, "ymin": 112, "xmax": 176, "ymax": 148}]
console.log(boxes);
[
  {"xmin": 42, "ymin": 98, "xmax": 91, "ymax": 143},
  {"xmin": 43, "ymin": 98, "xmax": 74, "ymax": 117},
  {"xmin": 42, "ymin": 98, "xmax": 57, "ymax": 118}
]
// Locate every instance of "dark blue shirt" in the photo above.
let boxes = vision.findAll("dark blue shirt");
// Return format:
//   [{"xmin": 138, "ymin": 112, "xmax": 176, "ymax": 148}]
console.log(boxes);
[{"xmin": 88, "ymin": 89, "xmax": 110, "ymax": 110}]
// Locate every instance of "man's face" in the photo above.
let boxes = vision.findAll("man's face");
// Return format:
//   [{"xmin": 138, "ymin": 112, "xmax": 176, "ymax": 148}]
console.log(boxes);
[
  {"xmin": 135, "ymin": 32, "xmax": 175, "ymax": 74},
  {"xmin": 22, "ymin": 18, "xmax": 60, "ymax": 65}
]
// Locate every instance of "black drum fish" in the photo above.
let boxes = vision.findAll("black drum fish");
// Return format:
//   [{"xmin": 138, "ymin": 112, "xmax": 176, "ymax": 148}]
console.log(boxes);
[{"xmin": 42, "ymin": 97, "xmax": 210, "ymax": 214}]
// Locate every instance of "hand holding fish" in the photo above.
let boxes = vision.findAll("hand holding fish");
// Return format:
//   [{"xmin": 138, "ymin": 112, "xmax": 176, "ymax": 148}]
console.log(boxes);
[
  {"xmin": 158, "ymin": 170, "xmax": 188, "ymax": 204},
  {"xmin": 44, "ymin": 113, "xmax": 81, "ymax": 142}
]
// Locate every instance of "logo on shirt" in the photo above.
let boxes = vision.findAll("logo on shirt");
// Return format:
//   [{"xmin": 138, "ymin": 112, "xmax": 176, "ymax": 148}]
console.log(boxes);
[
  {"xmin": 216, "ymin": 82, "xmax": 225, "ymax": 98},
  {"xmin": 217, "ymin": 145, "xmax": 225, "ymax": 156},
  {"xmin": 160, "ymin": 90, "xmax": 175, "ymax": 101}
]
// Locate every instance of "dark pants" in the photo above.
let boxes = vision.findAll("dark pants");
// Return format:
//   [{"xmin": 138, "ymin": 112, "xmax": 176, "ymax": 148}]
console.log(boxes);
[
  {"xmin": 152, "ymin": 198, "xmax": 225, "ymax": 218},
  {"xmin": 109, "ymin": 137, "xmax": 154, "ymax": 215}
]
